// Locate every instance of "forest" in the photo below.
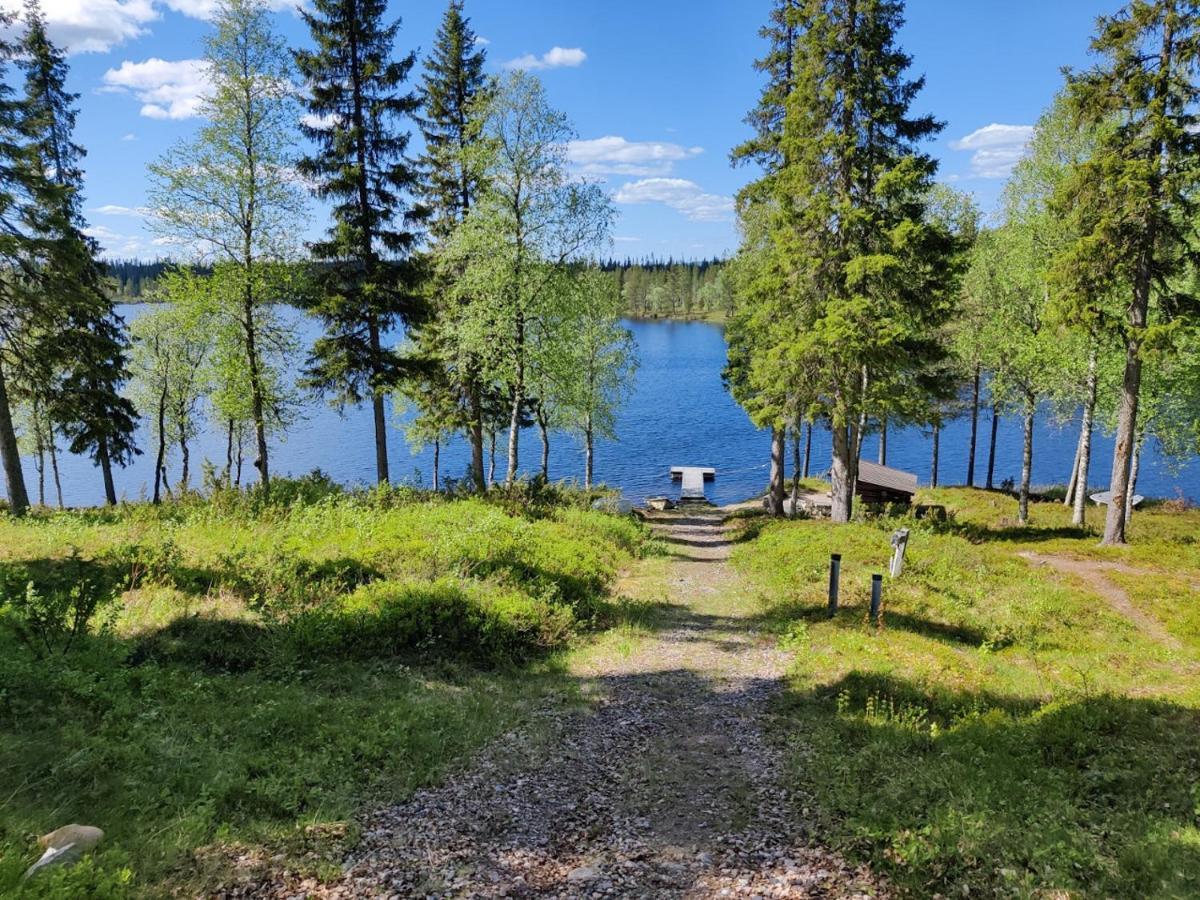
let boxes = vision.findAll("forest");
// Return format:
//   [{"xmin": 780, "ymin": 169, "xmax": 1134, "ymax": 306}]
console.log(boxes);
[
  {"xmin": 2, "ymin": 0, "xmax": 1200, "ymax": 896},
  {"xmin": 726, "ymin": 0, "xmax": 1200, "ymax": 546}
]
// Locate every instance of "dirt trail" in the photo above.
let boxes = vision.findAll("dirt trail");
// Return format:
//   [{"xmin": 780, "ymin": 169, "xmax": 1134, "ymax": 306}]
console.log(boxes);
[
  {"xmin": 1019, "ymin": 552, "xmax": 1181, "ymax": 650},
  {"xmin": 229, "ymin": 505, "xmax": 883, "ymax": 898}
]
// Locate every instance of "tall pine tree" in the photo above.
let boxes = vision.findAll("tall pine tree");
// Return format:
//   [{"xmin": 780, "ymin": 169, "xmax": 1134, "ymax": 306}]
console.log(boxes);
[
  {"xmin": 0, "ymin": 7, "xmax": 54, "ymax": 516},
  {"xmin": 1055, "ymin": 0, "xmax": 1200, "ymax": 544},
  {"xmin": 416, "ymin": 0, "xmax": 490, "ymax": 491},
  {"xmin": 22, "ymin": 0, "xmax": 139, "ymax": 506},
  {"xmin": 295, "ymin": 0, "xmax": 423, "ymax": 485},
  {"xmin": 728, "ymin": 0, "xmax": 799, "ymax": 516},
  {"xmin": 728, "ymin": 0, "xmax": 958, "ymax": 523}
]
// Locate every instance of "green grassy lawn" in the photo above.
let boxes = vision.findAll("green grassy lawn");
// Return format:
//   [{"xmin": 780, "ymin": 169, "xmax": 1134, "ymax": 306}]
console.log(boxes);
[
  {"xmin": 734, "ymin": 487, "xmax": 1200, "ymax": 898},
  {"xmin": 0, "ymin": 479, "xmax": 654, "ymax": 897}
]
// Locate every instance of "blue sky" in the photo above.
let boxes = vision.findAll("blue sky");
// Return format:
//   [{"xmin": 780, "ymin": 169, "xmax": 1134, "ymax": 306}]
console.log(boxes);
[{"xmin": 23, "ymin": 0, "xmax": 1112, "ymax": 261}]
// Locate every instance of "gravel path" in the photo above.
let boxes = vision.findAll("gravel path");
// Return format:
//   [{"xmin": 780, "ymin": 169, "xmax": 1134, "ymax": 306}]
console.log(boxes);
[{"xmin": 228, "ymin": 506, "xmax": 884, "ymax": 899}]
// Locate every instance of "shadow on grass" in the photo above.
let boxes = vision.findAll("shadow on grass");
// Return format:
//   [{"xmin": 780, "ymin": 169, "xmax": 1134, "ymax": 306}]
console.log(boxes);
[
  {"xmin": 776, "ymin": 669, "xmax": 1200, "ymax": 897},
  {"xmin": 751, "ymin": 598, "xmax": 993, "ymax": 648},
  {"xmin": 935, "ymin": 519, "xmax": 1097, "ymax": 545}
]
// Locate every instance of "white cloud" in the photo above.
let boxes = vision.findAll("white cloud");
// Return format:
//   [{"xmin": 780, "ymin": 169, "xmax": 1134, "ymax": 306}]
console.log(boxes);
[
  {"xmin": 613, "ymin": 236, "xmax": 641, "ymax": 243},
  {"xmin": 91, "ymin": 204, "xmax": 149, "ymax": 217},
  {"xmin": 85, "ymin": 224, "xmax": 148, "ymax": 255},
  {"xmin": 0, "ymin": 0, "xmax": 295, "ymax": 55},
  {"xmin": 949, "ymin": 123, "xmax": 1034, "ymax": 179},
  {"xmin": 474, "ymin": 35, "xmax": 490, "ymax": 46},
  {"xmin": 613, "ymin": 178, "xmax": 734, "ymax": 222},
  {"xmin": 121, "ymin": 133, "xmax": 137, "ymax": 141},
  {"xmin": 301, "ymin": 112, "xmax": 341, "ymax": 131},
  {"xmin": 504, "ymin": 46, "xmax": 586, "ymax": 71},
  {"xmin": 101, "ymin": 58, "xmax": 210, "ymax": 120},
  {"xmin": 567, "ymin": 136, "xmax": 703, "ymax": 177},
  {"xmin": 160, "ymin": 0, "xmax": 294, "ymax": 20},
  {"xmin": 0, "ymin": 0, "xmax": 158, "ymax": 54}
]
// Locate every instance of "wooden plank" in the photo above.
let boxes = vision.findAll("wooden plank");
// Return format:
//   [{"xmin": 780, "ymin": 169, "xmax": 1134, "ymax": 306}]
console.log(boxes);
[{"xmin": 670, "ymin": 466, "xmax": 716, "ymax": 500}]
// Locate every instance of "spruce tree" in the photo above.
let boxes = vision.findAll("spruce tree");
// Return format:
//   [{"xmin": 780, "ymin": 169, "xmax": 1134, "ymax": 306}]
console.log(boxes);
[
  {"xmin": 728, "ymin": 0, "xmax": 958, "ymax": 523},
  {"xmin": 22, "ymin": 0, "xmax": 139, "ymax": 505},
  {"xmin": 295, "ymin": 0, "xmax": 423, "ymax": 486},
  {"xmin": 0, "ymin": 8, "xmax": 47, "ymax": 516},
  {"xmin": 416, "ymin": 0, "xmax": 490, "ymax": 491},
  {"xmin": 1055, "ymin": 0, "xmax": 1200, "ymax": 545}
]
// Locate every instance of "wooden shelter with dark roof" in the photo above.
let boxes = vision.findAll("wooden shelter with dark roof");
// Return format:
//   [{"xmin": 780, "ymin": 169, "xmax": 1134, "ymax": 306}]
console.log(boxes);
[{"xmin": 856, "ymin": 461, "xmax": 919, "ymax": 506}]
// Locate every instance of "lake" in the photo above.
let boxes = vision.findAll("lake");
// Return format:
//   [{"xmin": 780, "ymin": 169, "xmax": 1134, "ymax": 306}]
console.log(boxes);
[{"xmin": 8, "ymin": 309, "xmax": 1199, "ymax": 507}]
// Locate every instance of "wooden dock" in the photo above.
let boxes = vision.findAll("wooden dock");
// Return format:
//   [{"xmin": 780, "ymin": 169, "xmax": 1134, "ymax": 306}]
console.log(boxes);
[{"xmin": 670, "ymin": 466, "xmax": 716, "ymax": 501}]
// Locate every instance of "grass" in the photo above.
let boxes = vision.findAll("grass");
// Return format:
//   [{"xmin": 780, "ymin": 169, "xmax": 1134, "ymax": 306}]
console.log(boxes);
[
  {"xmin": 734, "ymin": 487, "xmax": 1200, "ymax": 898},
  {"xmin": 0, "ymin": 477, "xmax": 653, "ymax": 897}
]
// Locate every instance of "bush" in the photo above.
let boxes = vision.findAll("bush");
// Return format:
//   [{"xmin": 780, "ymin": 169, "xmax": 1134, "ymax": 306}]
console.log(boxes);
[{"xmin": 0, "ymin": 552, "xmax": 119, "ymax": 657}]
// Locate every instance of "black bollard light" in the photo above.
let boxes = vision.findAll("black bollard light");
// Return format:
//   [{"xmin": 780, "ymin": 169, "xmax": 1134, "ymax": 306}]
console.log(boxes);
[
  {"xmin": 870, "ymin": 573, "xmax": 883, "ymax": 626},
  {"xmin": 828, "ymin": 553, "xmax": 841, "ymax": 616}
]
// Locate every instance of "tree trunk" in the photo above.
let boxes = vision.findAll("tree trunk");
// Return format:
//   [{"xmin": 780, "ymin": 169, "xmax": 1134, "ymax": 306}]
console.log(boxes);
[
  {"xmin": 1064, "ymin": 432, "xmax": 1082, "ymax": 508},
  {"xmin": 153, "ymin": 388, "xmax": 167, "ymax": 505},
  {"xmin": 931, "ymin": 421, "xmax": 940, "ymax": 487},
  {"xmin": 235, "ymin": 430, "xmax": 244, "ymax": 488},
  {"xmin": 241, "ymin": 280, "xmax": 270, "ymax": 493},
  {"xmin": 0, "ymin": 360, "xmax": 30, "ymax": 516},
  {"xmin": 99, "ymin": 435, "xmax": 117, "ymax": 507},
  {"xmin": 768, "ymin": 426, "xmax": 785, "ymax": 517},
  {"xmin": 468, "ymin": 387, "xmax": 485, "ymax": 492},
  {"xmin": 830, "ymin": 421, "xmax": 858, "ymax": 524},
  {"xmin": 877, "ymin": 419, "xmax": 887, "ymax": 465},
  {"xmin": 1103, "ymin": 329, "xmax": 1143, "ymax": 544},
  {"xmin": 1018, "ymin": 396, "xmax": 1034, "ymax": 524},
  {"xmin": 433, "ymin": 438, "xmax": 440, "ymax": 492},
  {"xmin": 1072, "ymin": 349, "xmax": 1098, "ymax": 527},
  {"xmin": 967, "ymin": 363, "xmax": 980, "ymax": 487},
  {"xmin": 1125, "ymin": 433, "xmax": 1143, "ymax": 527},
  {"xmin": 803, "ymin": 421, "xmax": 812, "ymax": 478},
  {"xmin": 537, "ymin": 407, "xmax": 550, "ymax": 481},
  {"xmin": 986, "ymin": 404, "xmax": 999, "ymax": 490},
  {"xmin": 368, "ymin": 317, "xmax": 389, "ymax": 484},
  {"xmin": 487, "ymin": 431, "xmax": 496, "ymax": 488},
  {"xmin": 48, "ymin": 425, "xmax": 63, "ymax": 509},
  {"xmin": 505, "ymin": 314, "xmax": 525, "ymax": 486},
  {"xmin": 225, "ymin": 418, "xmax": 235, "ymax": 486},
  {"xmin": 180, "ymin": 436, "xmax": 190, "ymax": 492},
  {"xmin": 33, "ymin": 415, "xmax": 45, "ymax": 508},
  {"xmin": 790, "ymin": 425, "xmax": 801, "ymax": 510},
  {"xmin": 585, "ymin": 417, "xmax": 594, "ymax": 489}
]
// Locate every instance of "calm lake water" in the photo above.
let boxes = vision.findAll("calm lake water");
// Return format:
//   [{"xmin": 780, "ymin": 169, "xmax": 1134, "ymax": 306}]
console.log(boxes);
[{"xmin": 10, "ymin": 308, "xmax": 1200, "ymax": 507}]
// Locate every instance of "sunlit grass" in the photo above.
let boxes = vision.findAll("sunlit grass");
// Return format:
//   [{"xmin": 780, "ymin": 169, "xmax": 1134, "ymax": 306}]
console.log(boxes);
[{"xmin": 735, "ymin": 487, "xmax": 1200, "ymax": 897}]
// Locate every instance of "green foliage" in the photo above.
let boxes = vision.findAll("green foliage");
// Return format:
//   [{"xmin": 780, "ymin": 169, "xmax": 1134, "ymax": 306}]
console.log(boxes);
[
  {"xmin": 149, "ymin": 0, "xmax": 307, "ymax": 492},
  {"xmin": 295, "ymin": 0, "xmax": 425, "ymax": 486},
  {"xmin": 727, "ymin": 0, "xmax": 960, "ymax": 521},
  {"xmin": 0, "ymin": 551, "xmax": 119, "ymax": 657},
  {"xmin": 0, "ymin": 486, "xmax": 646, "ymax": 893},
  {"xmin": 737, "ymin": 487, "xmax": 1200, "ymax": 896}
]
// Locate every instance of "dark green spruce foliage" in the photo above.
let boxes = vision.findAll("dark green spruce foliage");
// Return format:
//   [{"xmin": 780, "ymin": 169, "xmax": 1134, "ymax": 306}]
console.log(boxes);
[
  {"xmin": 419, "ymin": 1, "xmax": 488, "ymax": 241},
  {"xmin": 1054, "ymin": 0, "xmax": 1200, "ymax": 545},
  {"xmin": 414, "ymin": 0, "xmax": 490, "ymax": 491},
  {"xmin": 728, "ymin": 0, "xmax": 958, "ymax": 523},
  {"xmin": 21, "ymin": 2, "xmax": 138, "ymax": 506},
  {"xmin": 0, "ymin": 6, "xmax": 56, "ymax": 517},
  {"xmin": 295, "ymin": 0, "xmax": 423, "ymax": 485}
]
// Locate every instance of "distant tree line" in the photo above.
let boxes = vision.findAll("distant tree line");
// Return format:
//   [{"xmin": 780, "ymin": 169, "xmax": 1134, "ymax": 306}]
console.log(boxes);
[
  {"xmin": 599, "ymin": 259, "xmax": 733, "ymax": 319},
  {"xmin": 105, "ymin": 259, "xmax": 176, "ymax": 298}
]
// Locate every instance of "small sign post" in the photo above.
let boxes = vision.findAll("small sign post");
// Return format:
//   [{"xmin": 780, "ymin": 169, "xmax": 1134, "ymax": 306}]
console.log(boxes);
[{"xmin": 890, "ymin": 528, "xmax": 910, "ymax": 578}]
